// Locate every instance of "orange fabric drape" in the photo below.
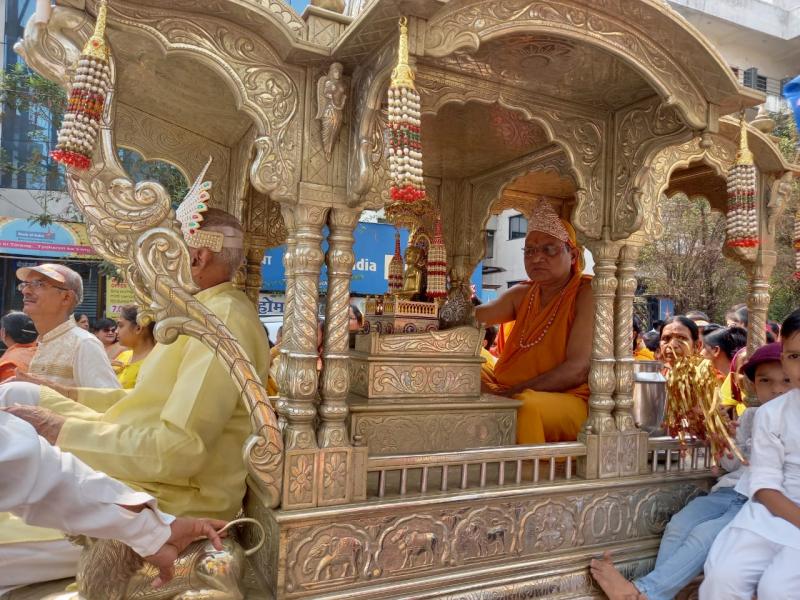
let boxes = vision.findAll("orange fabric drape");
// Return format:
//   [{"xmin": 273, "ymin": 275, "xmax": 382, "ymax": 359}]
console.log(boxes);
[
  {"xmin": 482, "ymin": 272, "xmax": 591, "ymax": 443},
  {"xmin": 0, "ymin": 342, "xmax": 37, "ymax": 383}
]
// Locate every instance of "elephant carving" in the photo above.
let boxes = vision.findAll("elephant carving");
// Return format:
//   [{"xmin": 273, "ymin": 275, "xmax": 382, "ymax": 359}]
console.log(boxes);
[{"xmin": 302, "ymin": 536, "xmax": 364, "ymax": 582}]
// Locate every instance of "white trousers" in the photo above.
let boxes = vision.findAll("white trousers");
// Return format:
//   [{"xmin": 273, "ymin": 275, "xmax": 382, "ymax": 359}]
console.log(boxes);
[
  {"xmin": 700, "ymin": 526, "xmax": 800, "ymax": 599},
  {"xmin": 0, "ymin": 538, "xmax": 80, "ymax": 596},
  {"xmin": 0, "ymin": 382, "xmax": 41, "ymax": 408}
]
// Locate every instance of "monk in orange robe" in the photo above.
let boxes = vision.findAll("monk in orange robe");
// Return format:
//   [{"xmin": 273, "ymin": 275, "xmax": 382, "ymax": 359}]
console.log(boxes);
[{"xmin": 477, "ymin": 201, "xmax": 593, "ymax": 444}]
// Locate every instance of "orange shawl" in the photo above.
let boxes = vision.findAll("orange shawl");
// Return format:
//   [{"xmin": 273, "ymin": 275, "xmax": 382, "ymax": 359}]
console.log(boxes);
[{"xmin": 487, "ymin": 272, "xmax": 591, "ymax": 398}]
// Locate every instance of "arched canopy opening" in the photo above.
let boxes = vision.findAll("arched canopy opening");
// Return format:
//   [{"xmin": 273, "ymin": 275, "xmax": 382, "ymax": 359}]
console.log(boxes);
[{"xmin": 664, "ymin": 162, "xmax": 728, "ymax": 214}]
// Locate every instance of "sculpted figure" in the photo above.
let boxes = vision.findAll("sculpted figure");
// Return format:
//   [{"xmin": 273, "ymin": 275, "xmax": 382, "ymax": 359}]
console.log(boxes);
[
  {"xmin": 400, "ymin": 245, "xmax": 426, "ymax": 297},
  {"xmin": 42, "ymin": 537, "xmax": 248, "ymax": 600},
  {"xmin": 316, "ymin": 63, "xmax": 347, "ymax": 162},
  {"xmin": 476, "ymin": 200, "xmax": 593, "ymax": 444}
]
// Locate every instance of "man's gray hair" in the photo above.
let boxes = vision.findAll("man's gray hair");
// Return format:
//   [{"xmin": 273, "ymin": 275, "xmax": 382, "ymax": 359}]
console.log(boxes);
[{"xmin": 200, "ymin": 208, "xmax": 245, "ymax": 278}]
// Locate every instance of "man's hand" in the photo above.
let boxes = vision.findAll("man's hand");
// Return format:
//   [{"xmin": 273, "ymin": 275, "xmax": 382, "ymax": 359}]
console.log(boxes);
[
  {"xmin": 5, "ymin": 370, "xmax": 51, "ymax": 386},
  {"xmin": 2, "ymin": 404, "xmax": 65, "ymax": 444},
  {"xmin": 145, "ymin": 517, "xmax": 228, "ymax": 587},
  {"xmin": 4, "ymin": 372, "xmax": 76, "ymax": 400}
]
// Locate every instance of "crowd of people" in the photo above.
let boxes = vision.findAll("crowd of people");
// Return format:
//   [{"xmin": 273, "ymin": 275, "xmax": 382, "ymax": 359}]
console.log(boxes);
[{"xmin": 590, "ymin": 307, "xmax": 800, "ymax": 599}]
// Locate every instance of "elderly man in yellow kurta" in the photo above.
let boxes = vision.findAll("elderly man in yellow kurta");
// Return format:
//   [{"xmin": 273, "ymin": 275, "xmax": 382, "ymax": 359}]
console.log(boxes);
[
  {"xmin": 0, "ymin": 207, "xmax": 269, "ymax": 591},
  {"xmin": 477, "ymin": 201, "xmax": 593, "ymax": 444}
]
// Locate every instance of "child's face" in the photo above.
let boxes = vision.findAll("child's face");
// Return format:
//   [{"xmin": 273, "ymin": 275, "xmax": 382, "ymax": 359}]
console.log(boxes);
[
  {"xmin": 781, "ymin": 332, "xmax": 800, "ymax": 388},
  {"xmin": 752, "ymin": 362, "xmax": 792, "ymax": 404}
]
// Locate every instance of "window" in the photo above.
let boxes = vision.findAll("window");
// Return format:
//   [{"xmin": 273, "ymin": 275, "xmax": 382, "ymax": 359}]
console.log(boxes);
[
  {"xmin": 485, "ymin": 229, "xmax": 495, "ymax": 259},
  {"xmin": 2, "ymin": 1, "xmax": 63, "ymax": 191},
  {"xmin": 508, "ymin": 214, "xmax": 527, "ymax": 240},
  {"xmin": 743, "ymin": 68, "xmax": 767, "ymax": 92}
]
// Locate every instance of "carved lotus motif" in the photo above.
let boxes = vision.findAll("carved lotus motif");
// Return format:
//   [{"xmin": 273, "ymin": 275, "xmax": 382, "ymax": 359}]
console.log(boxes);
[{"xmin": 290, "ymin": 456, "xmax": 314, "ymax": 497}]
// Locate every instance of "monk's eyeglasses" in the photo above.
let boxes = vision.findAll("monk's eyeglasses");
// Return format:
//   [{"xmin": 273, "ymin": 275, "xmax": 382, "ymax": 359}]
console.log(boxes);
[{"xmin": 522, "ymin": 244, "xmax": 565, "ymax": 258}]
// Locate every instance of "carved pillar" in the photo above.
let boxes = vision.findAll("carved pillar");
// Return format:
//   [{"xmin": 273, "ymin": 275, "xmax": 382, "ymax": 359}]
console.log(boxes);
[
  {"xmin": 746, "ymin": 261, "xmax": 775, "ymax": 357},
  {"xmin": 613, "ymin": 244, "xmax": 639, "ymax": 432},
  {"xmin": 579, "ymin": 240, "xmax": 622, "ymax": 480},
  {"xmin": 613, "ymin": 243, "xmax": 649, "ymax": 476},
  {"xmin": 585, "ymin": 240, "xmax": 620, "ymax": 434},
  {"xmin": 318, "ymin": 208, "xmax": 358, "ymax": 447},
  {"xmin": 275, "ymin": 207, "xmax": 297, "ymax": 430},
  {"xmin": 280, "ymin": 204, "xmax": 328, "ymax": 509},
  {"xmin": 244, "ymin": 237, "xmax": 267, "ymax": 305},
  {"xmin": 282, "ymin": 204, "xmax": 328, "ymax": 451}
]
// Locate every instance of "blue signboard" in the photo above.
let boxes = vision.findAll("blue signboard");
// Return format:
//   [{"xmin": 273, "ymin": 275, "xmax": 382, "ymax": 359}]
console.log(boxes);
[{"xmin": 261, "ymin": 221, "xmax": 482, "ymax": 296}]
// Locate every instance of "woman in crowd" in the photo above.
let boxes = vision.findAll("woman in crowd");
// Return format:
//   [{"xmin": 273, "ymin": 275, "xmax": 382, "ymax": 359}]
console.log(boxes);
[
  {"xmin": 658, "ymin": 315, "xmax": 702, "ymax": 370},
  {"xmin": 348, "ymin": 304, "xmax": 363, "ymax": 349},
  {"xmin": 700, "ymin": 325, "xmax": 748, "ymax": 418},
  {"xmin": 0, "ymin": 312, "xmax": 38, "ymax": 383},
  {"xmin": 726, "ymin": 304, "xmax": 748, "ymax": 329},
  {"xmin": 113, "ymin": 305, "xmax": 156, "ymax": 389},
  {"xmin": 93, "ymin": 317, "xmax": 125, "ymax": 362},
  {"xmin": 701, "ymin": 326, "xmax": 748, "ymax": 378},
  {"xmin": 633, "ymin": 316, "xmax": 655, "ymax": 361},
  {"xmin": 701, "ymin": 309, "xmax": 800, "ymax": 598},
  {"xmin": 593, "ymin": 339, "xmax": 793, "ymax": 600}
]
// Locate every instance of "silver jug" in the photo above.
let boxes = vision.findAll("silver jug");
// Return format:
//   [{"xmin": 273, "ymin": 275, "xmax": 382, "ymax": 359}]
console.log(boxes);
[{"xmin": 632, "ymin": 360, "xmax": 667, "ymax": 435}]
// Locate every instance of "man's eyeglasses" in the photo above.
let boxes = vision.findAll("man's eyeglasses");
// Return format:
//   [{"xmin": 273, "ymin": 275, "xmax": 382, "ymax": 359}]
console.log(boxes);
[
  {"xmin": 17, "ymin": 280, "xmax": 69, "ymax": 293},
  {"xmin": 522, "ymin": 244, "xmax": 565, "ymax": 258}
]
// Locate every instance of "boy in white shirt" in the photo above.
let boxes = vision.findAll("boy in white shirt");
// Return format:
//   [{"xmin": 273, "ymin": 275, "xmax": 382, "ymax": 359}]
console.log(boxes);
[
  {"xmin": 591, "ymin": 341, "xmax": 791, "ymax": 600},
  {"xmin": 701, "ymin": 308, "xmax": 800, "ymax": 599}
]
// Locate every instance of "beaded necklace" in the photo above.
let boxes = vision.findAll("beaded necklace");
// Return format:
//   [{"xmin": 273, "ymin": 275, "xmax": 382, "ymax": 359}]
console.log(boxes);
[{"xmin": 516, "ymin": 283, "xmax": 570, "ymax": 349}]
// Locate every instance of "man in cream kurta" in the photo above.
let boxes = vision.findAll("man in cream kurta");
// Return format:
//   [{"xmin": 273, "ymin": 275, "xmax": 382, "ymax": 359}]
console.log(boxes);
[
  {"xmin": 2, "ymin": 263, "xmax": 119, "ymax": 392},
  {"xmin": 1, "ymin": 208, "xmax": 268, "ymax": 590}
]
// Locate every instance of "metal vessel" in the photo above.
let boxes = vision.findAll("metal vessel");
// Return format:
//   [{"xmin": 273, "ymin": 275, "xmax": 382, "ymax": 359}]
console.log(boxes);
[{"xmin": 633, "ymin": 360, "xmax": 667, "ymax": 435}]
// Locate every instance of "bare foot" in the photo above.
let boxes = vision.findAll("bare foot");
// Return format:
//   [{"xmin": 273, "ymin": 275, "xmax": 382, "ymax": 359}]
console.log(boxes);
[{"xmin": 590, "ymin": 551, "xmax": 643, "ymax": 600}]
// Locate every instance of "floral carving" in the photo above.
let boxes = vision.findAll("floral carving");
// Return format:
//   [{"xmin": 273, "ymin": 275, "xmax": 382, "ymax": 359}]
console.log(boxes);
[
  {"xmin": 322, "ymin": 452, "xmax": 348, "ymax": 498},
  {"xmin": 351, "ymin": 410, "xmax": 516, "ymax": 454},
  {"xmin": 612, "ymin": 100, "xmax": 689, "ymax": 239},
  {"xmin": 289, "ymin": 455, "xmax": 314, "ymax": 498}
]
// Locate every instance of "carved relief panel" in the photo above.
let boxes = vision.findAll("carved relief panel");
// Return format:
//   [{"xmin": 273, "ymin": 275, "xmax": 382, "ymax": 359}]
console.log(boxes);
[{"xmin": 278, "ymin": 481, "xmax": 706, "ymax": 597}]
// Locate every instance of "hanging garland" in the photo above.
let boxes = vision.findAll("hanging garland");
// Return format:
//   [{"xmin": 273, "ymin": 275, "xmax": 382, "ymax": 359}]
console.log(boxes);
[
  {"xmin": 794, "ymin": 208, "xmax": 800, "ymax": 280},
  {"xmin": 725, "ymin": 115, "xmax": 759, "ymax": 248},
  {"xmin": 50, "ymin": 0, "xmax": 111, "ymax": 170},
  {"xmin": 665, "ymin": 353, "xmax": 745, "ymax": 464},
  {"xmin": 387, "ymin": 231, "xmax": 404, "ymax": 294},
  {"xmin": 426, "ymin": 216, "xmax": 447, "ymax": 298},
  {"xmin": 387, "ymin": 17, "xmax": 425, "ymax": 203}
]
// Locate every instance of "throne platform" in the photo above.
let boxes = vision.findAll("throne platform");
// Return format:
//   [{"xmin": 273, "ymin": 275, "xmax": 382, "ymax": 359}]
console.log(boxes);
[{"xmin": 347, "ymin": 326, "xmax": 520, "ymax": 454}]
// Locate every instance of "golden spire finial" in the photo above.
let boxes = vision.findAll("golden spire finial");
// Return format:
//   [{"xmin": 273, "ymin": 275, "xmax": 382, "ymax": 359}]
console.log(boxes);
[
  {"xmin": 82, "ymin": 0, "xmax": 109, "ymax": 60},
  {"xmin": 736, "ymin": 111, "xmax": 754, "ymax": 166},
  {"xmin": 390, "ymin": 17, "xmax": 415, "ymax": 90}
]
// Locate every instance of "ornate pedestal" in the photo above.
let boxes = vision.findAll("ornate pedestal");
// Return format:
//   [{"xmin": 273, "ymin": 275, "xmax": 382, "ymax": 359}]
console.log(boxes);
[{"xmin": 347, "ymin": 326, "xmax": 520, "ymax": 453}]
